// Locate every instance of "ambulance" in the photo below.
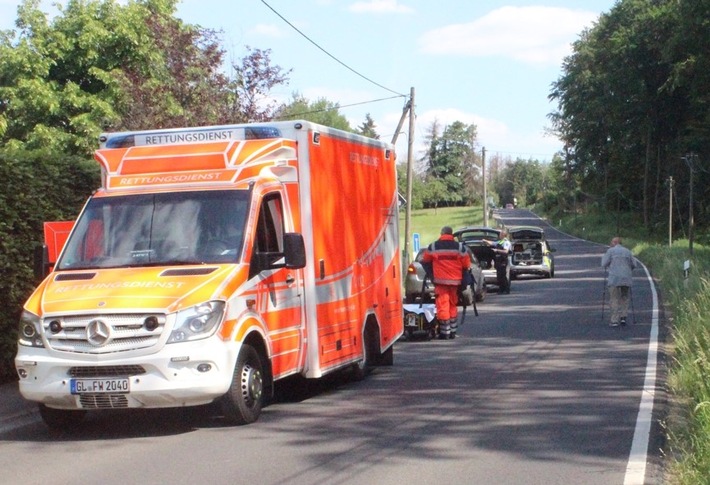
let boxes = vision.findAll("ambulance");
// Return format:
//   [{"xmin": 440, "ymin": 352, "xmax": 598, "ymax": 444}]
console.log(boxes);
[{"xmin": 15, "ymin": 120, "xmax": 403, "ymax": 430}]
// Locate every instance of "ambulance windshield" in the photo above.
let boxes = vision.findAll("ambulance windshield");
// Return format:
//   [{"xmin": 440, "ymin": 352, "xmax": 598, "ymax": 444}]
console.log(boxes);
[{"xmin": 57, "ymin": 190, "xmax": 249, "ymax": 270}]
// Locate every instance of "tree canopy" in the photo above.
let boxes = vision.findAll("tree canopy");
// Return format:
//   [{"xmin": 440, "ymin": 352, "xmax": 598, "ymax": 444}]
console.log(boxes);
[
  {"xmin": 549, "ymin": 0, "xmax": 709, "ymax": 232},
  {"xmin": 418, "ymin": 120, "xmax": 480, "ymax": 208}
]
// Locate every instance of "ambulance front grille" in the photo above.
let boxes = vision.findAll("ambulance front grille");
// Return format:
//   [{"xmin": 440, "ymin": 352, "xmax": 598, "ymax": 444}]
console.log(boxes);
[
  {"xmin": 80, "ymin": 394, "xmax": 129, "ymax": 409},
  {"xmin": 43, "ymin": 314, "xmax": 166, "ymax": 354},
  {"xmin": 68, "ymin": 365, "xmax": 147, "ymax": 378}
]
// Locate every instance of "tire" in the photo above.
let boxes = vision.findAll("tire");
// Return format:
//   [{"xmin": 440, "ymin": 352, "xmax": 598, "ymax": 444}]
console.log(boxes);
[
  {"xmin": 38, "ymin": 404, "xmax": 86, "ymax": 431},
  {"xmin": 351, "ymin": 326, "xmax": 376, "ymax": 381},
  {"xmin": 379, "ymin": 345, "xmax": 394, "ymax": 366},
  {"xmin": 221, "ymin": 344, "xmax": 265, "ymax": 425}
]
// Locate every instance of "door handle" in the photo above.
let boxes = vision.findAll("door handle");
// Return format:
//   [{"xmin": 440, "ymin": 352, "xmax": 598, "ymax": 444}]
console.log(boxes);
[{"xmin": 286, "ymin": 274, "xmax": 295, "ymax": 285}]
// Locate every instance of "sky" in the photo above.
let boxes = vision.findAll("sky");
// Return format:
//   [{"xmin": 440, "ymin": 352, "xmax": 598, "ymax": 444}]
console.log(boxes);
[{"xmin": 0, "ymin": 0, "xmax": 618, "ymax": 163}]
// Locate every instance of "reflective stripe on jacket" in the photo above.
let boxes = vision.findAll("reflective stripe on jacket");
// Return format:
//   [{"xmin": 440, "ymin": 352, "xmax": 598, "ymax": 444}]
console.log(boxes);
[{"xmin": 422, "ymin": 235, "xmax": 471, "ymax": 286}]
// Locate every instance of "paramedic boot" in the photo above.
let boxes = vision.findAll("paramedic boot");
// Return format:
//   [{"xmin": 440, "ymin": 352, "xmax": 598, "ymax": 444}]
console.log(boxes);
[
  {"xmin": 449, "ymin": 318, "xmax": 458, "ymax": 339},
  {"xmin": 438, "ymin": 319, "xmax": 450, "ymax": 340}
]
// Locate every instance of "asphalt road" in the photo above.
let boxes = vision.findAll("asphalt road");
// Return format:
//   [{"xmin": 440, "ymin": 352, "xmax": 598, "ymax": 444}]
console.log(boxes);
[{"xmin": 0, "ymin": 209, "xmax": 666, "ymax": 485}]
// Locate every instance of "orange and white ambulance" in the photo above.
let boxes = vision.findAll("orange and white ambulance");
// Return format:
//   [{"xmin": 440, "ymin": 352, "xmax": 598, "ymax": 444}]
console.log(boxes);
[{"xmin": 15, "ymin": 120, "xmax": 403, "ymax": 429}]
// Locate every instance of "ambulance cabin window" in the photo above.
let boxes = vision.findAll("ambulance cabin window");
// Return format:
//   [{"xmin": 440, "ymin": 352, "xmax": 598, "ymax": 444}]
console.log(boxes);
[{"xmin": 250, "ymin": 194, "xmax": 285, "ymax": 276}]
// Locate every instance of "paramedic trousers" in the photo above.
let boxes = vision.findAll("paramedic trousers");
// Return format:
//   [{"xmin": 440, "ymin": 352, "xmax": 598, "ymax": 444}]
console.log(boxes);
[
  {"xmin": 609, "ymin": 286, "xmax": 630, "ymax": 324},
  {"xmin": 434, "ymin": 285, "xmax": 459, "ymax": 337}
]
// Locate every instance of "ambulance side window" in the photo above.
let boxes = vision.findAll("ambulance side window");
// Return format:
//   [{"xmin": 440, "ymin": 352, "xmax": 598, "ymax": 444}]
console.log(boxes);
[{"xmin": 249, "ymin": 194, "xmax": 284, "ymax": 277}]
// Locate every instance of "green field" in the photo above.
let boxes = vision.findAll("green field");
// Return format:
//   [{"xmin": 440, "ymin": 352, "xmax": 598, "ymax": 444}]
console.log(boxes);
[{"xmin": 399, "ymin": 205, "xmax": 490, "ymax": 257}]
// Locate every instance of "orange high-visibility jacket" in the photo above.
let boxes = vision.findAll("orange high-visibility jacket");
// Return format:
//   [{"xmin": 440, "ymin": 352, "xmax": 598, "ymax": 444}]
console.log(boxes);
[{"xmin": 422, "ymin": 234, "xmax": 471, "ymax": 286}]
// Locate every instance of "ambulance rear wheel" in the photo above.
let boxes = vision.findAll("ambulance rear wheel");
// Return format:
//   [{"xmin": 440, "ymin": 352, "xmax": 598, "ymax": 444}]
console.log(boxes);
[
  {"xmin": 38, "ymin": 404, "xmax": 86, "ymax": 431},
  {"xmin": 221, "ymin": 344, "xmax": 264, "ymax": 425}
]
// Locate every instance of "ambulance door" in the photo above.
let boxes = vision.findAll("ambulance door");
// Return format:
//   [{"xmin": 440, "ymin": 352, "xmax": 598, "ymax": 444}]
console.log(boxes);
[{"xmin": 249, "ymin": 192, "xmax": 304, "ymax": 377}]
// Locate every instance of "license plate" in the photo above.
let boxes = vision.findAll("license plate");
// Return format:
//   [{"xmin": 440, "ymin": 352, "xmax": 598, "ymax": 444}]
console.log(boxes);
[
  {"xmin": 70, "ymin": 378, "xmax": 130, "ymax": 394},
  {"xmin": 405, "ymin": 313, "xmax": 421, "ymax": 328}
]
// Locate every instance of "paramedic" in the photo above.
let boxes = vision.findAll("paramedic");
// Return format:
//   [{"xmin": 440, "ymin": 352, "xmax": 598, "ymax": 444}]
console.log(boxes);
[
  {"xmin": 486, "ymin": 229, "xmax": 512, "ymax": 294},
  {"xmin": 422, "ymin": 226, "xmax": 471, "ymax": 339},
  {"xmin": 601, "ymin": 236, "xmax": 637, "ymax": 326}
]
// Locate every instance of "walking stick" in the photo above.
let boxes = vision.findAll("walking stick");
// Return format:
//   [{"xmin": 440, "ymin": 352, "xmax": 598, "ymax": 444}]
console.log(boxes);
[
  {"xmin": 470, "ymin": 270, "xmax": 479, "ymax": 317},
  {"xmin": 601, "ymin": 270, "xmax": 607, "ymax": 322}
]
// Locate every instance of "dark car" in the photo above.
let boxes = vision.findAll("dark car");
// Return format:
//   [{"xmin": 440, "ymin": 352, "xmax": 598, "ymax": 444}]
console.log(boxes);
[
  {"xmin": 453, "ymin": 226, "xmax": 509, "ymax": 289},
  {"xmin": 404, "ymin": 247, "xmax": 486, "ymax": 304},
  {"xmin": 508, "ymin": 225, "xmax": 555, "ymax": 279}
]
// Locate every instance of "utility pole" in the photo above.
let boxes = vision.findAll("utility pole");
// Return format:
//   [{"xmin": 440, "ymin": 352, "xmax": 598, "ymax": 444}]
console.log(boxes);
[
  {"xmin": 668, "ymin": 176, "xmax": 673, "ymax": 248},
  {"xmin": 403, "ymin": 87, "xmax": 416, "ymax": 269},
  {"xmin": 482, "ymin": 147, "xmax": 488, "ymax": 227},
  {"xmin": 689, "ymin": 153, "xmax": 695, "ymax": 256}
]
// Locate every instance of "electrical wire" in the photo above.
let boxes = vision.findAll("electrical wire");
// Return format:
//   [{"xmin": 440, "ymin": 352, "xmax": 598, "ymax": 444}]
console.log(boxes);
[
  {"xmin": 260, "ymin": 0, "xmax": 407, "ymax": 99},
  {"xmin": 274, "ymin": 95, "xmax": 406, "ymax": 121}
]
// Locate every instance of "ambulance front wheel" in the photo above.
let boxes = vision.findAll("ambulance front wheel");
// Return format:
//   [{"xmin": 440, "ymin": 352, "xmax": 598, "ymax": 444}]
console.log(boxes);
[{"xmin": 221, "ymin": 344, "xmax": 264, "ymax": 425}]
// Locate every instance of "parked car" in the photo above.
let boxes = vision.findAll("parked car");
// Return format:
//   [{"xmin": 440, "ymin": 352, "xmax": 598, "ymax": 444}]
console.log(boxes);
[
  {"xmin": 508, "ymin": 225, "xmax": 555, "ymax": 279},
  {"xmin": 404, "ymin": 247, "xmax": 486, "ymax": 304},
  {"xmin": 453, "ymin": 226, "xmax": 508, "ymax": 288}
]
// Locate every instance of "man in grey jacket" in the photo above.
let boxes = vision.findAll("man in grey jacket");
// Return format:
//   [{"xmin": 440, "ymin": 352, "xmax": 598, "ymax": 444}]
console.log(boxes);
[{"xmin": 601, "ymin": 237, "xmax": 637, "ymax": 326}]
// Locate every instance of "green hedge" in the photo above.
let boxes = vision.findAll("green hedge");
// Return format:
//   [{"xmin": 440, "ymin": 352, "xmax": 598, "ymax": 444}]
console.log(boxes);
[{"xmin": 0, "ymin": 148, "xmax": 98, "ymax": 383}]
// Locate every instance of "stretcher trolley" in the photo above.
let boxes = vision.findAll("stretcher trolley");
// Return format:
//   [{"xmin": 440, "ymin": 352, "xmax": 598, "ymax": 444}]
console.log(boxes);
[{"xmin": 402, "ymin": 304, "xmax": 438, "ymax": 340}]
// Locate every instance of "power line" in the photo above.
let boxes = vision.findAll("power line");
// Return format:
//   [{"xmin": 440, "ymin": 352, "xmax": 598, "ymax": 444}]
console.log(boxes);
[
  {"xmin": 260, "ymin": 0, "xmax": 407, "ymax": 98},
  {"xmin": 275, "ymin": 95, "xmax": 403, "ymax": 120},
  {"xmin": 474, "ymin": 148, "xmax": 560, "ymax": 160}
]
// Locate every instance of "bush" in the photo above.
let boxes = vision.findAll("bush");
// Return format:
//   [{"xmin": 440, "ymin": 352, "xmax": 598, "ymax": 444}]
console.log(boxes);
[{"xmin": 0, "ymin": 148, "xmax": 98, "ymax": 383}]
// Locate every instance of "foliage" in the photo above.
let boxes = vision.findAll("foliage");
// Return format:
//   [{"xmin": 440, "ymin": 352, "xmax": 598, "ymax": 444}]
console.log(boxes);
[
  {"xmin": 491, "ymin": 157, "xmax": 548, "ymax": 209},
  {"xmin": 397, "ymin": 163, "xmax": 424, "ymax": 210},
  {"xmin": 549, "ymin": 0, "xmax": 710, "ymax": 234},
  {"xmin": 418, "ymin": 119, "xmax": 480, "ymax": 208},
  {"xmin": 275, "ymin": 92, "xmax": 352, "ymax": 131},
  {"xmin": 0, "ymin": 147, "xmax": 99, "ymax": 382},
  {"xmin": 0, "ymin": 0, "xmax": 292, "ymax": 155},
  {"xmin": 0, "ymin": 0, "xmax": 297, "ymax": 152},
  {"xmin": 228, "ymin": 46, "xmax": 291, "ymax": 123},
  {"xmin": 356, "ymin": 113, "xmax": 379, "ymax": 139}
]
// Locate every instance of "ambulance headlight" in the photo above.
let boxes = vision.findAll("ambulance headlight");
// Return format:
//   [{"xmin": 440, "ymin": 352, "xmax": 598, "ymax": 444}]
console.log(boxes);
[
  {"xmin": 168, "ymin": 301, "xmax": 225, "ymax": 343},
  {"xmin": 18, "ymin": 311, "xmax": 44, "ymax": 348}
]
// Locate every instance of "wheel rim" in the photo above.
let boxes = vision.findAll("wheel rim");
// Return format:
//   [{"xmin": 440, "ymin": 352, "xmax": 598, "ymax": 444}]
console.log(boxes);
[{"xmin": 240, "ymin": 363, "xmax": 263, "ymax": 408}]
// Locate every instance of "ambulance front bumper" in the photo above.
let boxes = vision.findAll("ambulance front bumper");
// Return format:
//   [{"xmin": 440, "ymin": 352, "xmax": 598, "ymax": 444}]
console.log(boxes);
[{"xmin": 15, "ymin": 338, "xmax": 240, "ymax": 410}]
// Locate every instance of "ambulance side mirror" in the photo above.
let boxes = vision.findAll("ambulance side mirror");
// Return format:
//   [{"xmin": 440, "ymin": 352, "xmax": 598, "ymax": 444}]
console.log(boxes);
[
  {"xmin": 33, "ymin": 244, "xmax": 51, "ymax": 281},
  {"xmin": 283, "ymin": 233, "xmax": 306, "ymax": 269}
]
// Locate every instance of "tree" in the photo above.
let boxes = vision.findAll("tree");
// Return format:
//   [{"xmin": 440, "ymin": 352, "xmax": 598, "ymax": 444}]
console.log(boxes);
[
  {"xmin": 0, "ymin": 0, "xmax": 292, "ymax": 155},
  {"xmin": 420, "ymin": 177, "xmax": 448, "ymax": 212},
  {"xmin": 275, "ymin": 93, "xmax": 352, "ymax": 131},
  {"xmin": 227, "ymin": 46, "xmax": 291, "ymax": 123},
  {"xmin": 549, "ymin": 0, "xmax": 709, "ymax": 233},
  {"xmin": 422, "ymin": 120, "xmax": 478, "ymax": 207},
  {"xmin": 397, "ymin": 162, "xmax": 423, "ymax": 210},
  {"xmin": 356, "ymin": 113, "xmax": 379, "ymax": 139}
]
